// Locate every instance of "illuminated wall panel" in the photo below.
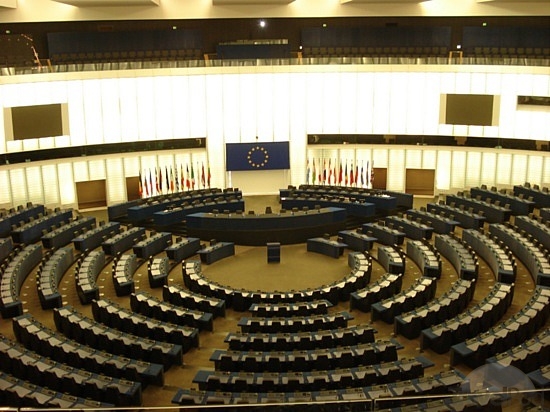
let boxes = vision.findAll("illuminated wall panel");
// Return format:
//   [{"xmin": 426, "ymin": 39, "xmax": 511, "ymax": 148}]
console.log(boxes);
[
  {"xmin": 372, "ymin": 73, "xmax": 390, "ymax": 134},
  {"xmin": 188, "ymin": 75, "xmax": 207, "ymax": 138},
  {"xmin": 106, "ymin": 158, "xmax": 125, "ymax": 204},
  {"xmin": 57, "ymin": 163, "xmax": 76, "ymax": 206},
  {"xmin": 339, "ymin": 72, "xmax": 358, "ymax": 135},
  {"xmin": 436, "ymin": 150, "xmax": 451, "ymax": 191},
  {"xmin": 119, "ymin": 77, "xmax": 139, "ymax": 142},
  {"xmin": 82, "ymin": 79, "xmax": 103, "ymax": 144},
  {"xmin": 66, "ymin": 80, "xmax": 86, "ymax": 146},
  {"xmin": 480, "ymin": 152, "xmax": 496, "ymax": 187},
  {"xmin": 306, "ymin": 72, "xmax": 323, "ymax": 134},
  {"xmin": 511, "ymin": 154, "xmax": 528, "ymax": 186},
  {"xmin": 389, "ymin": 72, "xmax": 408, "ymax": 135},
  {"xmin": 9, "ymin": 168, "xmax": 26, "ymax": 206},
  {"xmin": 172, "ymin": 76, "xmax": 191, "ymax": 139},
  {"xmin": 136, "ymin": 77, "xmax": 156, "ymax": 141},
  {"xmin": 272, "ymin": 73, "xmax": 290, "ymax": 140},
  {"xmin": 527, "ymin": 155, "xmax": 543, "ymax": 185},
  {"xmin": 256, "ymin": 73, "xmax": 274, "ymax": 140},
  {"xmin": 289, "ymin": 72, "xmax": 307, "ymax": 186},
  {"xmin": 0, "ymin": 170, "xmax": 10, "ymax": 205},
  {"xmin": 387, "ymin": 149, "xmax": 405, "ymax": 192},
  {"xmin": 153, "ymin": 76, "xmax": 174, "ymax": 141},
  {"xmin": 39, "ymin": 137, "xmax": 55, "ymax": 150},
  {"xmin": 422, "ymin": 150, "xmax": 437, "ymax": 170},
  {"xmin": 465, "ymin": 151, "xmax": 481, "ymax": 188},
  {"xmin": 496, "ymin": 153, "xmax": 512, "ymax": 185},
  {"xmin": 543, "ymin": 158, "xmax": 550, "ymax": 186},
  {"xmin": 23, "ymin": 139, "xmax": 39, "ymax": 151},
  {"xmin": 41, "ymin": 164, "xmax": 60, "ymax": 205},
  {"xmin": 372, "ymin": 148, "xmax": 388, "ymax": 168},
  {"xmin": 88, "ymin": 159, "xmax": 106, "ymax": 180},
  {"xmin": 451, "ymin": 151, "xmax": 466, "ymax": 189},
  {"xmin": 222, "ymin": 74, "xmax": 240, "ymax": 143},
  {"xmin": 322, "ymin": 72, "xmax": 341, "ymax": 134},
  {"xmin": 406, "ymin": 72, "xmax": 426, "ymax": 135},
  {"xmin": 355, "ymin": 72, "xmax": 374, "ymax": 134},
  {"xmin": 123, "ymin": 157, "xmax": 140, "ymax": 178},
  {"xmin": 25, "ymin": 166, "xmax": 44, "ymax": 205},
  {"xmin": 100, "ymin": 78, "xmax": 121, "ymax": 144},
  {"xmin": 406, "ymin": 149, "xmax": 422, "ymax": 169},
  {"xmin": 73, "ymin": 160, "xmax": 89, "ymax": 182},
  {"xmin": 239, "ymin": 74, "xmax": 257, "ymax": 140}
]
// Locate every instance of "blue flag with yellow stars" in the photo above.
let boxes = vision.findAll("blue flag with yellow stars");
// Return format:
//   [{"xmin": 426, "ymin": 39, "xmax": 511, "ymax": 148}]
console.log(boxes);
[{"xmin": 225, "ymin": 142, "xmax": 290, "ymax": 171}]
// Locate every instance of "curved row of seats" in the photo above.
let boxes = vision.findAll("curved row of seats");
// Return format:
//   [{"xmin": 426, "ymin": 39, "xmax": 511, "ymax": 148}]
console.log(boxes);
[
  {"xmin": 384, "ymin": 215, "xmax": 434, "ymax": 240},
  {"xmin": 183, "ymin": 252, "xmax": 372, "ymax": 310},
  {"xmin": 247, "ymin": 299, "xmax": 331, "ymax": 318},
  {"xmin": 41, "ymin": 215, "xmax": 95, "ymax": 250},
  {"xmin": 36, "ymin": 246, "xmax": 74, "ymax": 309},
  {"xmin": 377, "ymin": 245, "xmax": 406, "ymax": 274},
  {"xmin": 420, "ymin": 282, "xmax": 514, "ymax": 354},
  {"xmin": 53, "ymin": 305, "xmax": 183, "ymax": 370},
  {"xmin": 237, "ymin": 311, "xmax": 353, "ymax": 334},
  {"xmin": 12, "ymin": 313, "xmax": 165, "ymax": 386},
  {"xmin": 74, "ymin": 249, "xmax": 106, "ymax": 304},
  {"xmin": 406, "ymin": 207, "xmax": 459, "ymax": 235},
  {"xmin": 406, "ymin": 239, "xmax": 442, "ymax": 278},
  {"xmin": 101, "ymin": 226, "xmax": 146, "ymax": 256},
  {"xmin": 0, "ymin": 243, "xmax": 43, "ymax": 318},
  {"xmin": 350, "ymin": 272, "xmax": 403, "ymax": 312},
  {"xmin": 434, "ymin": 234, "xmax": 478, "ymax": 280},
  {"xmin": 461, "ymin": 228, "xmax": 516, "ymax": 283},
  {"xmin": 0, "ymin": 333, "xmax": 142, "ymax": 406},
  {"xmin": 112, "ymin": 253, "xmax": 138, "ymax": 296},
  {"xmin": 147, "ymin": 256, "xmax": 170, "ymax": 288},
  {"xmin": 172, "ymin": 370, "xmax": 465, "ymax": 406},
  {"xmin": 224, "ymin": 323, "xmax": 376, "ymax": 352},
  {"xmin": 163, "ymin": 283, "xmax": 226, "ymax": 318},
  {"xmin": 92, "ymin": 298, "xmax": 199, "ymax": 352},
  {"xmin": 371, "ymin": 276, "xmax": 437, "ymax": 324},
  {"xmin": 427, "ymin": 201, "xmax": 486, "ymax": 229},
  {"xmin": 394, "ymin": 278, "xmax": 476, "ymax": 339},
  {"xmin": 193, "ymin": 357, "xmax": 427, "ymax": 393},
  {"xmin": 489, "ymin": 222, "xmax": 550, "ymax": 286},
  {"xmin": 450, "ymin": 285, "xmax": 550, "ymax": 369}
]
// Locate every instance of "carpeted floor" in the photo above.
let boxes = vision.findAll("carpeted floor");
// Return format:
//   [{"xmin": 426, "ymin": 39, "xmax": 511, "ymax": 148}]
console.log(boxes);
[{"xmin": 0, "ymin": 194, "xmax": 544, "ymax": 409}]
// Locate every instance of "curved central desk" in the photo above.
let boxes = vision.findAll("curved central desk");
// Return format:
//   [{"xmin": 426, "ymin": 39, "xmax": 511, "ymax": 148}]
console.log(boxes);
[{"xmin": 185, "ymin": 207, "xmax": 347, "ymax": 246}]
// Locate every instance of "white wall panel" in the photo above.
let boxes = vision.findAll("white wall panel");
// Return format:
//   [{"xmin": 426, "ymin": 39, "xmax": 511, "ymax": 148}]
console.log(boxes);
[
  {"xmin": 118, "ymin": 77, "xmax": 139, "ymax": 142},
  {"xmin": 82, "ymin": 79, "xmax": 104, "ymax": 144},
  {"xmin": 256, "ymin": 73, "xmax": 274, "ymax": 140},
  {"xmin": 106, "ymin": 158, "xmax": 125, "ymax": 204},
  {"xmin": 88, "ymin": 159, "xmax": 106, "ymax": 180},
  {"xmin": 272, "ymin": 73, "xmax": 291, "ymax": 141},
  {"xmin": 188, "ymin": 75, "xmax": 207, "ymax": 138},
  {"xmin": 306, "ymin": 72, "xmax": 323, "ymax": 134},
  {"xmin": 222, "ymin": 74, "xmax": 240, "ymax": 142},
  {"xmin": 25, "ymin": 166, "xmax": 43, "ymax": 205},
  {"xmin": 372, "ymin": 73, "xmax": 390, "ymax": 134},
  {"xmin": 355, "ymin": 72, "xmax": 374, "ymax": 134},
  {"xmin": 66, "ymin": 80, "xmax": 86, "ymax": 146},
  {"xmin": 41, "ymin": 164, "xmax": 60, "ymax": 206},
  {"xmin": 136, "ymin": 77, "xmax": 156, "ymax": 141},
  {"xmin": 406, "ymin": 149, "xmax": 422, "ymax": 169},
  {"xmin": 480, "ymin": 152, "xmax": 496, "ymax": 187},
  {"xmin": 239, "ymin": 74, "xmax": 257, "ymax": 141},
  {"xmin": 73, "ymin": 160, "xmax": 89, "ymax": 182},
  {"xmin": 153, "ymin": 76, "xmax": 174, "ymax": 140},
  {"xmin": 451, "ymin": 151, "xmax": 466, "ymax": 189},
  {"xmin": 388, "ymin": 72, "xmax": 408, "ymax": 135},
  {"xmin": 496, "ymin": 153, "xmax": 512, "ymax": 185},
  {"xmin": 9, "ymin": 169, "xmax": 26, "ymax": 206},
  {"xmin": 423, "ymin": 149, "xmax": 437, "ymax": 170},
  {"xmin": 322, "ymin": 72, "xmax": 341, "ymax": 134},
  {"xmin": 406, "ymin": 72, "xmax": 426, "ymax": 135},
  {"xmin": 465, "ymin": 151, "xmax": 481, "ymax": 187},
  {"xmin": 0, "ymin": 170, "xmax": 9, "ymax": 205},
  {"xmin": 543, "ymin": 157, "xmax": 550, "ymax": 186},
  {"xmin": 511, "ymin": 154, "xmax": 528, "ymax": 186},
  {"xmin": 527, "ymin": 155, "xmax": 543, "ymax": 186},
  {"xmin": 100, "ymin": 78, "xmax": 121, "ymax": 144},
  {"xmin": 339, "ymin": 72, "xmax": 357, "ymax": 135},
  {"xmin": 57, "ymin": 163, "xmax": 76, "ymax": 206},
  {"xmin": 435, "ymin": 150, "xmax": 451, "ymax": 191},
  {"xmin": 387, "ymin": 148, "xmax": 405, "ymax": 192},
  {"xmin": 172, "ymin": 76, "xmax": 191, "ymax": 139}
]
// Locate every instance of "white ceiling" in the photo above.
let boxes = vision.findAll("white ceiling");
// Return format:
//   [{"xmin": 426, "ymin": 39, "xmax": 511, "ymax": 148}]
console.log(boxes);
[
  {"xmin": 0, "ymin": 0, "xmax": 16, "ymax": 8},
  {"xmin": 51, "ymin": 0, "xmax": 158, "ymax": 6},
  {"xmin": 341, "ymin": 0, "xmax": 429, "ymax": 3},
  {"xmin": 213, "ymin": 0, "xmax": 294, "ymax": 3}
]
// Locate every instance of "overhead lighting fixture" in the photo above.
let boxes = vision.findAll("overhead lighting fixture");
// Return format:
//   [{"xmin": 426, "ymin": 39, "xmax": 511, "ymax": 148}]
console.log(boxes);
[{"xmin": 259, "ymin": 20, "xmax": 266, "ymax": 28}]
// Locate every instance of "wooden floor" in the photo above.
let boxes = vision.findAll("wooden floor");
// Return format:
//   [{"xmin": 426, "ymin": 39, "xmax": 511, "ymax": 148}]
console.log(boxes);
[{"xmin": 0, "ymin": 194, "xmax": 546, "ymax": 410}]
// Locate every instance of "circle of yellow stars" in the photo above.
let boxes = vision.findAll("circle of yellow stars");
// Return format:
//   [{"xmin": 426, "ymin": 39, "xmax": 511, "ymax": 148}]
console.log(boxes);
[{"xmin": 247, "ymin": 146, "xmax": 269, "ymax": 168}]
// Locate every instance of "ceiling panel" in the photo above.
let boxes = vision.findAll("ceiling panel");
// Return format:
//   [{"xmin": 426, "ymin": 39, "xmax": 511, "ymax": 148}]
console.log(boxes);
[
  {"xmin": 213, "ymin": 0, "xmax": 294, "ymax": 4},
  {"xmin": 51, "ymin": 0, "xmax": 159, "ymax": 6},
  {"xmin": 341, "ymin": 0, "xmax": 430, "ymax": 3},
  {"xmin": 0, "ymin": 0, "xmax": 17, "ymax": 8}
]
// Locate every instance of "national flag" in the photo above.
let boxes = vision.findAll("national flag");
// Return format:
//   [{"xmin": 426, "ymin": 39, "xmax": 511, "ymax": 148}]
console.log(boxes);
[
  {"xmin": 305, "ymin": 158, "xmax": 310, "ymax": 184},
  {"xmin": 344, "ymin": 161, "xmax": 348, "ymax": 186},
  {"xmin": 201, "ymin": 162, "xmax": 206, "ymax": 188},
  {"xmin": 165, "ymin": 165, "xmax": 170, "ymax": 193},
  {"xmin": 370, "ymin": 162, "xmax": 374, "ymax": 187},
  {"xmin": 148, "ymin": 169, "xmax": 153, "ymax": 197},
  {"xmin": 328, "ymin": 159, "xmax": 332, "ymax": 185},
  {"xmin": 312, "ymin": 159, "xmax": 316, "ymax": 185},
  {"xmin": 207, "ymin": 164, "xmax": 211, "ymax": 188},
  {"xmin": 360, "ymin": 161, "xmax": 364, "ymax": 187},
  {"xmin": 170, "ymin": 166, "xmax": 175, "ymax": 193},
  {"xmin": 350, "ymin": 163, "xmax": 355, "ymax": 186},
  {"xmin": 322, "ymin": 159, "xmax": 327, "ymax": 184},
  {"xmin": 158, "ymin": 166, "xmax": 163, "ymax": 194},
  {"xmin": 180, "ymin": 164, "xmax": 184, "ymax": 192},
  {"xmin": 338, "ymin": 161, "xmax": 343, "ymax": 185},
  {"xmin": 191, "ymin": 163, "xmax": 195, "ymax": 189},
  {"xmin": 355, "ymin": 164, "xmax": 359, "ymax": 187},
  {"xmin": 174, "ymin": 166, "xmax": 179, "ymax": 192},
  {"xmin": 138, "ymin": 170, "xmax": 143, "ymax": 198}
]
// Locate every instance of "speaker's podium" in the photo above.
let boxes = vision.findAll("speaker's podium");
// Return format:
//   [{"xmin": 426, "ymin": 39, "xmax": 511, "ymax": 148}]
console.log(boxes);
[{"xmin": 267, "ymin": 242, "xmax": 281, "ymax": 263}]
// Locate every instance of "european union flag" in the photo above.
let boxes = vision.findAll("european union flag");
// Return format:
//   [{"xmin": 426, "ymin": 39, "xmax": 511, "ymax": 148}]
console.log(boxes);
[{"xmin": 225, "ymin": 142, "xmax": 290, "ymax": 171}]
